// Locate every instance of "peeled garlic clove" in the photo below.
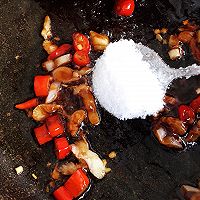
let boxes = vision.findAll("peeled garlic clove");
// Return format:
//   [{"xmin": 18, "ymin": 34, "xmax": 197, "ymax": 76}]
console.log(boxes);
[
  {"xmin": 168, "ymin": 48, "xmax": 182, "ymax": 60},
  {"xmin": 84, "ymin": 150, "xmax": 106, "ymax": 179},
  {"xmin": 71, "ymin": 140, "xmax": 106, "ymax": 179},
  {"xmin": 90, "ymin": 31, "xmax": 109, "ymax": 51},
  {"xmin": 43, "ymin": 40, "xmax": 58, "ymax": 54},
  {"xmin": 45, "ymin": 82, "xmax": 61, "ymax": 103},
  {"xmin": 32, "ymin": 104, "xmax": 61, "ymax": 121},
  {"xmin": 41, "ymin": 16, "xmax": 52, "ymax": 40},
  {"xmin": 54, "ymin": 54, "xmax": 72, "ymax": 68},
  {"xmin": 42, "ymin": 60, "xmax": 55, "ymax": 72}
]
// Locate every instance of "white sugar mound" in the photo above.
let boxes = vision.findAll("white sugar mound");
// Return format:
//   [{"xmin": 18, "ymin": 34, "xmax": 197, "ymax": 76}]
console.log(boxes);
[
  {"xmin": 92, "ymin": 39, "xmax": 200, "ymax": 120},
  {"xmin": 92, "ymin": 39, "xmax": 165, "ymax": 120}
]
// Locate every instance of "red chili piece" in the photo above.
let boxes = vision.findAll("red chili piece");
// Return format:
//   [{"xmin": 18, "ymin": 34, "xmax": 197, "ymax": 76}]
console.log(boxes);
[
  {"xmin": 34, "ymin": 124, "xmax": 53, "ymax": 145},
  {"xmin": 73, "ymin": 33, "xmax": 90, "ymax": 52},
  {"xmin": 47, "ymin": 44, "xmax": 72, "ymax": 61},
  {"xmin": 53, "ymin": 186, "xmax": 73, "ymax": 200},
  {"xmin": 34, "ymin": 75, "xmax": 51, "ymax": 97},
  {"xmin": 15, "ymin": 98, "xmax": 38, "ymax": 110},
  {"xmin": 178, "ymin": 105, "xmax": 195, "ymax": 124},
  {"xmin": 190, "ymin": 95, "xmax": 200, "ymax": 113},
  {"xmin": 64, "ymin": 169, "xmax": 90, "ymax": 198},
  {"xmin": 73, "ymin": 51, "xmax": 90, "ymax": 66},
  {"xmin": 54, "ymin": 137, "xmax": 71, "ymax": 160},
  {"xmin": 46, "ymin": 115, "xmax": 64, "ymax": 137},
  {"xmin": 114, "ymin": 0, "xmax": 135, "ymax": 16}
]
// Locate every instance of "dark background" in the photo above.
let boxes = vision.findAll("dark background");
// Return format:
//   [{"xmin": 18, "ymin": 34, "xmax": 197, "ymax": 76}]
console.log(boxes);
[{"xmin": 0, "ymin": 0, "xmax": 200, "ymax": 199}]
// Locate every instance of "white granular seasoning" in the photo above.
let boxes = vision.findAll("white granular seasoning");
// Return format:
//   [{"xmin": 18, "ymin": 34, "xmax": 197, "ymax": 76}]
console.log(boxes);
[{"xmin": 92, "ymin": 39, "xmax": 200, "ymax": 120}]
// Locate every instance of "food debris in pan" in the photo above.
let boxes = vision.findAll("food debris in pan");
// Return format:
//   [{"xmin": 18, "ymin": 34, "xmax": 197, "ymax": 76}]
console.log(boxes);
[
  {"xmin": 154, "ymin": 20, "xmax": 200, "ymax": 62},
  {"xmin": 152, "ymin": 93, "xmax": 200, "ymax": 149},
  {"xmin": 15, "ymin": 15, "xmax": 110, "ymax": 199},
  {"xmin": 108, "ymin": 151, "xmax": 117, "ymax": 159},
  {"xmin": 15, "ymin": 13, "xmax": 200, "ymax": 200},
  {"xmin": 151, "ymin": 19, "xmax": 200, "ymax": 149},
  {"xmin": 31, "ymin": 173, "xmax": 38, "ymax": 180},
  {"xmin": 15, "ymin": 166, "xmax": 24, "ymax": 175}
]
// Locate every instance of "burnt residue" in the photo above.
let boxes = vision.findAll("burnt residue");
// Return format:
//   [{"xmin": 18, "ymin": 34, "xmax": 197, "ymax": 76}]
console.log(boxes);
[{"xmin": 0, "ymin": 0, "xmax": 200, "ymax": 200}]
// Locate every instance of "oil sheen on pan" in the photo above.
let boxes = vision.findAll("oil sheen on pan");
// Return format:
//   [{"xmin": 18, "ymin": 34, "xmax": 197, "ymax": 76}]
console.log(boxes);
[{"xmin": 1, "ymin": 0, "xmax": 200, "ymax": 200}]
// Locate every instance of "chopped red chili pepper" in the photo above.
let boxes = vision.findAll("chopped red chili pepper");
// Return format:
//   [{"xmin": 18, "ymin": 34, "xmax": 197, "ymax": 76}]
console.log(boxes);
[
  {"xmin": 73, "ymin": 51, "xmax": 90, "ymax": 66},
  {"xmin": 34, "ymin": 124, "xmax": 53, "ymax": 145},
  {"xmin": 64, "ymin": 169, "xmax": 89, "ymax": 198},
  {"xmin": 114, "ymin": 0, "xmax": 135, "ymax": 16},
  {"xmin": 47, "ymin": 44, "xmax": 72, "ymax": 61},
  {"xmin": 53, "ymin": 186, "xmax": 73, "ymax": 200},
  {"xmin": 54, "ymin": 137, "xmax": 71, "ymax": 160},
  {"xmin": 46, "ymin": 114, "xmax": 64, "ymax": 137},
  {"xmin": 190, "ymin": 95, "xmax": 200, "ymax": 113},
  {"xmin": 15, "ymin": 98, "xmax": 38, "ymax": 110},
  {"xmin": 73, "ymin": 33, "xmax": 90, "ymax": 52},
  {"xmin": 34, "ymin": 75, "xmax": 51, "ymax": 97},
  {"xmin": 178, "ymin": 105, "xmax": 195, "ymax": 125}
]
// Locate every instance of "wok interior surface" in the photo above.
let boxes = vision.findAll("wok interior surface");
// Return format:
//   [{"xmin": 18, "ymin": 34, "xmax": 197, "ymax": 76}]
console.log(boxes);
[{"xmin": 0, "ymin": 0, "xmax": 200, "ymax": 199}]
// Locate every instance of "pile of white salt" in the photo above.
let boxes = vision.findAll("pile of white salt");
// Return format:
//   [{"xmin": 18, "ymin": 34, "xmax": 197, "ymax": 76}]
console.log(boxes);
[{"xmin": 92, "ymin": 39, "xmax": 200, "ymax": 120}]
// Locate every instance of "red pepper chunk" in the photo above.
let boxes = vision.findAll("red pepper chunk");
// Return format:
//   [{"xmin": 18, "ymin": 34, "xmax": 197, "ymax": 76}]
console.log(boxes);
[
  {"xmin": 73, "ymin": 51, "xmax": 90, "ymax": 66},
  {"xmin": 54, "ymin": 137, "xmax": 71, "ymax": 160},
  {"xmin": 46, "ymin": 115, "xmax": 64, "ymax": 137},
  {"xmin": 15, "ymin": 98, "xmax": 38, "ymax": 109},
  {"xmin": 114, "ymin": 0, "xmax": 135, "ymax": 16},
  {"xmin": 73, "ymin": 33, "xmax": 90, "ymax": 52},
  {"xmin": 34, "ymin": 75, "xmax": 51, "ymax": 97},
  {"xmin": 53, "ymin": 186, "xmax": 73, "ymax": 200},
  {"xmin": 64, "ymin": 169, "xmax": 89, "ymax": 198},
  {"xmin": 190, "ymin": 95, "xmax": 200, "ymax": 113},
  {"xmin": 178, "ymin": 105, "xmax": 195, "ymax": 125},
  {"xmin": 48, "ymin": 44, "xmax": 72, "ymax": 61},
  {"xmin": 34, "ymin": 124, "xmax": 53, "ymax": 145}
]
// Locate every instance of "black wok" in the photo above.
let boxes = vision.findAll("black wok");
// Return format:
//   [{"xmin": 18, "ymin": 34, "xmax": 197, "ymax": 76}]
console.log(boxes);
[{"xmin": 0, "ymin": 0, "xmax": 200, "ymax": 199}]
